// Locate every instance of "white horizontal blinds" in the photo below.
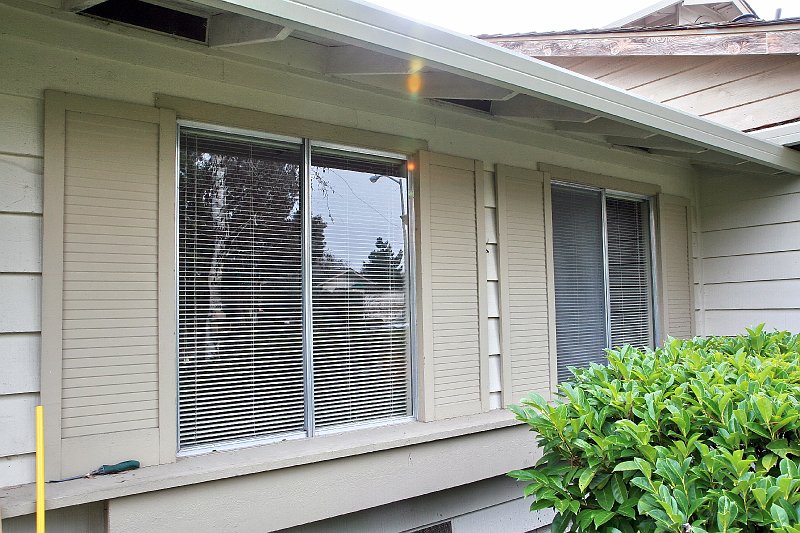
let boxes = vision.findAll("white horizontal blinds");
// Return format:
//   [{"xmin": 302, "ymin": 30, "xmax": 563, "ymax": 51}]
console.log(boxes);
[
  {"xmin": 178, "ymin": 128, "xmax": 305, "ymax": 449},
  {"xmin": 551, "ymin": 185, "xmax": 607, "ymax": 382},
  {"xmin": 310, "ymin": 147, "xmax": 411, "ymax": 428},
  {"xmin": 606, "ymin": 196, "xmax": 653, "ymax": 349}
]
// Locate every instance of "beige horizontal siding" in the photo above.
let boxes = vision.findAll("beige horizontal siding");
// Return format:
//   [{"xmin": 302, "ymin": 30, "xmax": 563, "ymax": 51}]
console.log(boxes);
[
  {"xmin": 0, "ymin": 393, "xmax": 38, "ymax": 457},
  {"xmin": 698, "ymin": 170, "xmax": 800, "ymax": 334},
  {"xmin": 0, "ymin": 93, "xmax": 42, "ymax": 157},
  {"xmin": 0, "ymin": 333, "xmax": 40, "ymax": 395}
]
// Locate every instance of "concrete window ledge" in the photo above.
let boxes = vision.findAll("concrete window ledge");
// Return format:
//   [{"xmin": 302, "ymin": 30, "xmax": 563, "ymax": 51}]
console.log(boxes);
[{"xmin": 0, "ymin": 410, "xmax": 522, "ymax": 519}]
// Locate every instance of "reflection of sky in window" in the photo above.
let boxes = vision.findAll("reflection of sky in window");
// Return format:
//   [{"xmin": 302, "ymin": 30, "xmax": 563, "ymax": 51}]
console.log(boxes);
[{"xmin": 311, "ymin": 167, "xmax": 407, "ymax": 270}]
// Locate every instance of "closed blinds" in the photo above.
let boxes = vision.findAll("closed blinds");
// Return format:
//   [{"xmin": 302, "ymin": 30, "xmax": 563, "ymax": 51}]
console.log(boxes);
[
  {"xmin": 178, "ymin": 129, "xmax": 305, "ymax": 448},
  {"xmin": 551, "ymin": 185, "xmax": 607, "ymax": 383},
  {"xmin": 606, "ymin": 197, "xmax": 653, "ymax": 349},
  {"xmin": 551, "ymin": 184, "xmax": 653, "ymax": 382},
  {"xmin": 311, "ymin": 147, "xmax": 411, "ymax": 428}
]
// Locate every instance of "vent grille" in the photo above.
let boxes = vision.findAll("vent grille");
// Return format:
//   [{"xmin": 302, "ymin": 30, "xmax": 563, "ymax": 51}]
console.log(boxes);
[
  {"xmin": 413, "ymin": 522, "xmax": 453, "ymax": 533},
  {"xmin": 81, "ymin": 0, "xmax": 207, "ymax": 43}
]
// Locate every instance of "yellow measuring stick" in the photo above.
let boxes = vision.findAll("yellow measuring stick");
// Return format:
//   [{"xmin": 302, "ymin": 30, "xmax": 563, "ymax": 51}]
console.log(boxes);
[{"xmin": 36, "ymin": 405, "xmax": 45, "ymax": 533}]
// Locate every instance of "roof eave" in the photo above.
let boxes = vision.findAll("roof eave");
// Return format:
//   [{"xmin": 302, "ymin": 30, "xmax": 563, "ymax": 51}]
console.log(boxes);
[{"xmin": 187, "ymin": 0, "xmax": 800, "ymax": 174}]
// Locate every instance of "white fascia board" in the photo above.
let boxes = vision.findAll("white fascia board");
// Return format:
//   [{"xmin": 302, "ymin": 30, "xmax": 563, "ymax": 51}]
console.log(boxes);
[
  {"xmin": 189, "ymin": 0, "xmax": 800, "ymax": 174},
  {"xmin": 750, "ymin": 123, "xmax": 800, "ymax": 147}
]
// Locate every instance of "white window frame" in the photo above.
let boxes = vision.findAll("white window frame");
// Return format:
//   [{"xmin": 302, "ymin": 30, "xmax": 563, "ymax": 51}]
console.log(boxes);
[{"xmin": 175, "ymin": 121, "xmax": 417, "ymax": 455}]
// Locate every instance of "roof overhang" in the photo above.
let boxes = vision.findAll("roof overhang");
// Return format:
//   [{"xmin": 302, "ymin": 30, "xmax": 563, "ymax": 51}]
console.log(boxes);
[{"xmin": 70, "ymin": 0, "xmax": 800, "ymax": 175}]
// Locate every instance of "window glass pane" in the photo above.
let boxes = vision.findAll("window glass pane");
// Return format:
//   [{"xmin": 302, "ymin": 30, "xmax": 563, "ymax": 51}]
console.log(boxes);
[
  {"xmin": 310, "ymin": 148, "xmax": 412, "ymax": 427},
  {"xmin": 551, "ymin": 185, "xmax": 607, "ymax": 382},
  {"xmin": 178, "ymin": 128, "xmax": 305, "ymax": 449},
  {"xmin": 606, "ymin": 196, "xmax": 653, "ymax": 349}
]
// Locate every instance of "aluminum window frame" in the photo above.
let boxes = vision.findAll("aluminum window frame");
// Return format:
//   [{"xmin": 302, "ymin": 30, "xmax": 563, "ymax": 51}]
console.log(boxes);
[
  {"xmin": 175, "ymin": 121, "xmax": 417, "ymax": 454},
  {"xmin": 550, "ymin": 180, "xmax": 658, "ymax": 374}
]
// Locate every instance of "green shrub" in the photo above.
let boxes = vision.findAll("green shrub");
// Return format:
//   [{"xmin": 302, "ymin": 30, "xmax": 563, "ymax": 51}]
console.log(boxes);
[{"xmin": 509, "ymin": 326, "xmax": 800, "ymax": 533}]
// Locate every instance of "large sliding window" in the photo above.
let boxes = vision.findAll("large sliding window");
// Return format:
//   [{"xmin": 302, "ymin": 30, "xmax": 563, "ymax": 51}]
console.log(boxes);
[
  {"xmin": 551, "ymin": 183, "xmax": 654, "ymax": 382},
  {"xmin": 178, "ymin": 125, "xmax": 412, "ymax": 451}
]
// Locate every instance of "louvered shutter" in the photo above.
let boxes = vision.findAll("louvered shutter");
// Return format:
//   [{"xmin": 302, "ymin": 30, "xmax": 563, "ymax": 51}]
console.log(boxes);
[
  {"xmin": 42, "ymin": 92, "xmax": 176, "ymax": 478},
  {"xmin": 310, "ymin": 146, "xmax": 412, "ymax": 428},
  {"xmin": 606, "ymin": 197, "xmax": 654, "ymax": 348},
  {"xmin": 658, "ymin": 195, "xmax": 694, "ymax": 339},
  {"xmin": 178, "ymin": 128, "xmax": 305, "ymax": 449},
  {"xmin": 550, "ymin": 185, "xmax": 607, "ymax": 382},
  {"xmin": 495, "ymin": 165, "xmax": 552, "ymax": 402},
  {"xmin": 417, "ymin": 151, "xmax": 487, "ymax": 420}
]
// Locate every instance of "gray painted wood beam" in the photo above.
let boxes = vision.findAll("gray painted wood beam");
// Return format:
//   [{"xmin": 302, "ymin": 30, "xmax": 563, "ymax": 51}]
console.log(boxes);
[
  {"xmin": 208, "ymin": 12, "xmax": 292, "ymax": 48},
  {"xmin": 554, "ymin": 118, "xmax": 656, "ymax": 138},
  {"xmin": 491, "ymin": 95, "xmax": 596, "ymax": 122},
  {"xmin": 325, "ymin": 45, "xmax": 416, "ymax": 75}
]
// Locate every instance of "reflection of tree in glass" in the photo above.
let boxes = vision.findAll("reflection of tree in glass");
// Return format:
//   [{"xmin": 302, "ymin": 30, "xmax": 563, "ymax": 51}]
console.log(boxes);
[
  {"xmin": 180, "ymin": 149, "xmax": 325, "ymax": 362},
  {"xmin": 360, "ymin": 237, "xmax": 404, "ymax": 292}
]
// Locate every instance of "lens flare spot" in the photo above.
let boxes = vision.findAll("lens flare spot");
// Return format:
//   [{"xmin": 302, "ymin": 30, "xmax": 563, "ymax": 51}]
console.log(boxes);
[
  {"xmin": 406, "ymin": 72, "xmax": 422, "ymax": 95},
  {"xmin": 406, "ymin": 161, "xmax": 416, "ymax": 172}
]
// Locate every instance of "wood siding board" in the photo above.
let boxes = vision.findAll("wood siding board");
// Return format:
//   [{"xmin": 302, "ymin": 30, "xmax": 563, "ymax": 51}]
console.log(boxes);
[
  {"xmin": 0, "ymin": 393, "xmax": 38, "ymax": 457},
  {"xmin": 702, "ymin": 192, "xmax": 800, "ymax": 232},
  {"xmin": 703, "ymin": 89, "xmax": 800, "ymax": 131},
  {"xmin": 0, "ymin": 333, "xmax": 40, "ymax": 395},
  {"xmin": 0, "ymin": 213, "xmax": 41, "ymax": 272},
  {"xmin": 0, "ymin": 154, "xmax": 43, "ymax": 214},
  {"xmin": 703, "ymin": 222, "xmax": 800, "ymax": 258},
  {"xmin": 0, "ymin": 93, "xmax": 43, "ymax": 157}
]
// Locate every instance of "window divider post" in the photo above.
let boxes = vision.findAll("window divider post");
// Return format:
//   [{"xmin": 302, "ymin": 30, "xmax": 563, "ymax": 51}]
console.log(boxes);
[{"xmin": 302, "ymin": 138, "xmax": 315, "ymax": 437}]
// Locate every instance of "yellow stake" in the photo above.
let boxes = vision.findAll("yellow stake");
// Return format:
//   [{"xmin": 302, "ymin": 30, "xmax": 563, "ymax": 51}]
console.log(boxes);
[{"xmin": 35, "ymin": 405, "xmax": 45, "ymax": 533}]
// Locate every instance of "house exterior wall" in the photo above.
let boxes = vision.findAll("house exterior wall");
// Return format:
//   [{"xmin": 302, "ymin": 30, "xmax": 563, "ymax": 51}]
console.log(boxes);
[
  {"xmin": 537, "ymin": 55, "xmax": 800, "ymax": 132},
  {"xmin": 696, "ymin": 169, "xmax": 800, "ymax": 334},
  {"xmin": 1, "ymin": 0, "xmax": 698, "ymax": 529}
]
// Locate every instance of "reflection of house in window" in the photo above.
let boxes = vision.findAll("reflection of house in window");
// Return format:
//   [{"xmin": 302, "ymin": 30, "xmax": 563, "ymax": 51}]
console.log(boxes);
[{"xmin": 318, "ymin": 267, "xmax": 374, "ymax": 293}]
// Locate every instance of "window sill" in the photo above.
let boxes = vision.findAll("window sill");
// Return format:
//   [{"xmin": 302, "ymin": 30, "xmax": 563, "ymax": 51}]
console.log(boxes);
[{"xmin": 0, "ymin": 409, "xmax": 521, "ymax": 519}]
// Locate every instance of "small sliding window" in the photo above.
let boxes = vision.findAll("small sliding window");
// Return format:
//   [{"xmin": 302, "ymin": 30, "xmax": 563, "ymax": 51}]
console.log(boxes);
[{"xmin": 550, "ymin": 183, "xmax": 654, "ymax": 382}]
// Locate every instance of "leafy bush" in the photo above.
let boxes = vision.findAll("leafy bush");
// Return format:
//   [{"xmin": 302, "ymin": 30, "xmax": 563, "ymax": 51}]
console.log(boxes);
[{"xmin": 509, "ymin": 326, "xmax": 800, "ymax": 532}]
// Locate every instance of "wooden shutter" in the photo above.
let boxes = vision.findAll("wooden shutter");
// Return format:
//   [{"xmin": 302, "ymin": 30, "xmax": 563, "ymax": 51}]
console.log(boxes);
[
  {"xmin": 416, "ymin": 151, "xmax": 487, "ymax": 420},
  {"xmin": 42, "ymin": 92, "xmax": 176, "ymax": 477},
  {"xmin": 496, "ymin": 166, "xmax": 554, "ymax": 402},
  {"xmin": 658, "ymin": 194, "xmax": 694, "ymax": 339}
]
